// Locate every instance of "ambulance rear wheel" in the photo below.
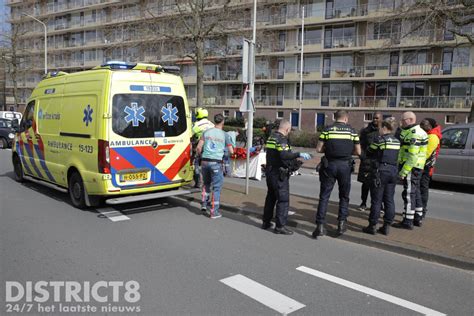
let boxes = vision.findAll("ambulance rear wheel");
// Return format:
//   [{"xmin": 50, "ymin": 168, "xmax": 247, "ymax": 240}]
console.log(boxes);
[
  {"xmin": 69, "ymin": 172, "xmax": 86, "ymax": 209},
  {"xmin": 13, "ymin": 154, "xmax": 25, "ymax": 182}
]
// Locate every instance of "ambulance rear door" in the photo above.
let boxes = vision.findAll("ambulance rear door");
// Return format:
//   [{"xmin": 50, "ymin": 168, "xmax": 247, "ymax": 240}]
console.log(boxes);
[
  {"xmin": 109, "ymin": 72, "xmax": 161, "ymax": 189},
  {"xmin": 150, "ymin": 76, "xmax": 190, "ymax": 184}
]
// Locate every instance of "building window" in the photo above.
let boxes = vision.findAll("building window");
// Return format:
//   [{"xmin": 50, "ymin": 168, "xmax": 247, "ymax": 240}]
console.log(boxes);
[
  {"xmin": 445, "ymin": 115, "xmax": 456, "ymax": 124},
  {"xmin": 300, "ymin": 28, "xmax": 322, "ymax": 45},
  {"xmin": 402, "ymin": 50, "xmax": 427, "ymax": 65},
  {"xmin": 364, "ymin": 113, "xmax": 374, "ymax": 122},
  {"xmin": 223, "ymin": 110, "xmax": 230, "ymax": 117},
  {"xmin": 276, "ymin": 111, "xmax": 284, "ymax": 119}
]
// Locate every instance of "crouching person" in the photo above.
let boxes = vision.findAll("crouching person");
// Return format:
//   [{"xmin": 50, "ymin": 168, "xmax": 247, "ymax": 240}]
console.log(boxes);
[{"xmin": 363, "ymin": 118, "xmax": 400, "ymax": 236}]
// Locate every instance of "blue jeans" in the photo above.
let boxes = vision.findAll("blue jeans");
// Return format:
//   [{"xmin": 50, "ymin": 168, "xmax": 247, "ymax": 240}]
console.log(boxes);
[{"xmin": 201, "ymin": 161, "xmax": 224, "ymax": 216}]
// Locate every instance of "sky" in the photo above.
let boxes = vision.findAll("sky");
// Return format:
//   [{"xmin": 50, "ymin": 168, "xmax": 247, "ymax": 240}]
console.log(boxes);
[{"xmin": 0, "ymin": 0, "xmax": 11, "ymax": 47}]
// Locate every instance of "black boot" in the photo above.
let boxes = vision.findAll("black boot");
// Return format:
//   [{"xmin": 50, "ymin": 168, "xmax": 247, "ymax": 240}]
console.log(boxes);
[
  {"xmin": 377, "ymin": 223, "xmax": 390, "ymax": 236},
  {"xmin": 312, "ymin": 224, "xmax": 326, "ymax": 238},
  {"xmin": 414, "ymin": 214, "xmax": 423, "ymax": 227},
  {"xmin": 362, "ymin": 224, "xmax": 376, "ymax": 235},
  {"xmin": 261, "ymin": 222, "xmax": 272, "ymax": 230},
  {"xmin": 337, "ymin": 220, "xmax": 347, "ymax": 235},
  {"xmin": 393, "ymin": 219, "xmax": 414, "ymax": 230}
]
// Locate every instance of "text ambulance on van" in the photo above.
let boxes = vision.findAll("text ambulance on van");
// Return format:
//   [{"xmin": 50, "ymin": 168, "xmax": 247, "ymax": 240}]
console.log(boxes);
[{"xmin": 12, "ymin": 62, "xmax": 195, "ymax": 208}]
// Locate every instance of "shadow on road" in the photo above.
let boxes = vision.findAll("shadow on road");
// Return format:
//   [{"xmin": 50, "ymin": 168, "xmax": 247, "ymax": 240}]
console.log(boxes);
[{"xmin": 430, "ymin": 181, "xmax": 474, "ymax": 194}]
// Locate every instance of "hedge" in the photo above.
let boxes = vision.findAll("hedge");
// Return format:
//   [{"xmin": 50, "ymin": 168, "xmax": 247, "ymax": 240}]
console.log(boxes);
[{"xmin": 224, "ymin": 126, "xmax": 318, "ymax": 148}]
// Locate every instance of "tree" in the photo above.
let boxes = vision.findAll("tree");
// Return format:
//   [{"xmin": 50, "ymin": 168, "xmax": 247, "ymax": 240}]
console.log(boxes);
[
  {"xmin": 146, "ymin": 0, "xmax": 237, "ymax": 108},
  {"xmin": 388, "ymin": 0, "xmax": 474, "ymax": 44},
  {"xmin": 0, "ymin": 23, "xmax": 28, "ymax": 110}
]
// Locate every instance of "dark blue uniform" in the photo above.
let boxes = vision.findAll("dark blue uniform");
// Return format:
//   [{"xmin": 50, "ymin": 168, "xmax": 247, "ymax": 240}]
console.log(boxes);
[
  {"xmin": 366, "ymin": 134, "xmax": 400, "ymax": 226},
  {"xmin": 316, "ymin": 123, "xmax": 359, "ymax": 225},
  {"xmin": 263, "ymin": 131, "xmax": 300, "ymax": 229}
]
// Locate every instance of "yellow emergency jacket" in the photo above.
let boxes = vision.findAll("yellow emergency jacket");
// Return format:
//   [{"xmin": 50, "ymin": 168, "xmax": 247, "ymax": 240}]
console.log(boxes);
[
  {"xmin": 398, "ymin": 124, "xmax": 428, "ymax": 177},
  {"xmin": 192, "ymin": 118, "xmax": 214, "ymax": 139}
]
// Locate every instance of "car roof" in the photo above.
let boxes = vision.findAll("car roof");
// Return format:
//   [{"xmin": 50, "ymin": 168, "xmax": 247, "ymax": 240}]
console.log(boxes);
[{"xmin": 443, "ymin": 123, "xmax": 474, "ymax": 129}]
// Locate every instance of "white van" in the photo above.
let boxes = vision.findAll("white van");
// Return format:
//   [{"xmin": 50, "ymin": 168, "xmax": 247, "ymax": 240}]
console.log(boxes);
[{"xmin": 0, "ymin": 111, "xmax": 23, "ymax": 121}]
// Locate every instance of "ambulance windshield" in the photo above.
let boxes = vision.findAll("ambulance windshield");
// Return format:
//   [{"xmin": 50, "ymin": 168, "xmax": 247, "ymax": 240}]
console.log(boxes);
[{"xmin": 112, "ymin": 94, "xmax": 187, "ymax": 139}]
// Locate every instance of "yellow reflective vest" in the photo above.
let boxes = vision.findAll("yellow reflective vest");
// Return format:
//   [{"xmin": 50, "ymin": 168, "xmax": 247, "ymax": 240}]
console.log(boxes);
[
  {"xmin": 398, "ymin": 125, "xmax": 428, "ymax": 177},
  {"xmin": 192, "ymin": 118, "xmax": 214, "ymax": 139}
]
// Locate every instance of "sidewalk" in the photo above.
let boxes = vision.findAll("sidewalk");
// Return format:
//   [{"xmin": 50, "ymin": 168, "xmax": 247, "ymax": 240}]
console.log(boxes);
[{"xmin": 180, "ymin": 182, "xmax": 474, "ymax": 270}]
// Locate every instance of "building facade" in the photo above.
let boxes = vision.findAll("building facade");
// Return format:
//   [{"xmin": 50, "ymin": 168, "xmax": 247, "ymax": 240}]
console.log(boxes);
[{"xmin": 5, "ymin": 0, "xmax": 474, "ymax": 130}]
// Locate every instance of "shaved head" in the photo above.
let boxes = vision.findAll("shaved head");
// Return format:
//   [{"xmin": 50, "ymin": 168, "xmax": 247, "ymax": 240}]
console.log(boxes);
[
  {"xmin": 278, "ymin": 119, "xmax": 292, "ymax": 136},
  {"xmin": 401, "ymin": 111, "xmax": 416, "ymax": 128}
]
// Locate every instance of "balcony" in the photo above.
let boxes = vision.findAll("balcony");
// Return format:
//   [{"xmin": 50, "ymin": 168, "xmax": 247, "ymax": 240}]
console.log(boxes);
[
  {"xmin": 325, "ymin": 35, "xmax": 366, "ymax": 49},
  {"xmin": 366, "ymin": 31, "xmax": 435, "ymax": 49}
]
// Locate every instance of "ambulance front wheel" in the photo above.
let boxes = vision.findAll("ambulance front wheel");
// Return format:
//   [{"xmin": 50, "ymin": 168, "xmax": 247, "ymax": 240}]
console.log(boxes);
[
  {"xmin": 69, "ymin": 172, "xmax": 86, "ymax": 209},
  {"xmin": 12, "ymin": 154, "xmax": 25, "ymax": 182}
]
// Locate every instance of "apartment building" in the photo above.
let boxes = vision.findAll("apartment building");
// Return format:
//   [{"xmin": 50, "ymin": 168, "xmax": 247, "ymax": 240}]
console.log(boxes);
[{"xmin": 5, "ymin": 0, "xmax": 474, "ymax": 130}]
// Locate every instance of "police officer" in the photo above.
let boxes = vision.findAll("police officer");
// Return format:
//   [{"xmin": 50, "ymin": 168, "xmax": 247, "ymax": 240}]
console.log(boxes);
[
  {"xmin": 262, "ymin": 119, "xmax": 311, "ymax": 235},
  {"xmin": 191, "ymin": 108, "xmax": 214, "ymax": 188},
  {"xmin": 362, "ymin": 118, "xmax": 400, "ymax": 236},
  {"xmin": 395, "ymin": 111, "xmax": 428, "ymax": 229},
  {"xmin": 312, "ymin": 110, "xmax": 361, "ymax": 238}
]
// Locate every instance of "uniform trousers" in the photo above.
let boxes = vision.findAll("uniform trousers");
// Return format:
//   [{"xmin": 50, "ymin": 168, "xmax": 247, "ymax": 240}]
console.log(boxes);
[
  {"xmin": 316, "ymin": 160, "xmax": 351, "ymax": 224},
  {"xmin": 263, "ymin": 168, "xmax": 290, "ymax": 228}
]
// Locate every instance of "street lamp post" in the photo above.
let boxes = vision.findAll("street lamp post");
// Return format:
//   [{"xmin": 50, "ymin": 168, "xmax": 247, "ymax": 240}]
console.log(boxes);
[
  {"xmin": 298, "ymin": 6, "xmax": 305, "ymax": 130},
  {"xmin": 22, "ymin": 13, "xmax": 47, "ymax": 74}
]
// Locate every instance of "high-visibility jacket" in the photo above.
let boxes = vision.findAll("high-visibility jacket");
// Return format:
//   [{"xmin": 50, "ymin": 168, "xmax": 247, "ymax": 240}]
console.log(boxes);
[
  {"xmin": 398, "ymin": 124, "xmax": 428, "ymax": 177},
  {"xmin": 192, "ymin": 118, "xmax": 214, "ymax": 139}
]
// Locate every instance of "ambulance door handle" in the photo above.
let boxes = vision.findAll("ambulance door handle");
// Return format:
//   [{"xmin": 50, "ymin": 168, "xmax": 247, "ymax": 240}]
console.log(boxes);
[{"xmin": 159, "ymin": 150, "xmax": 170, "ymax": 155}]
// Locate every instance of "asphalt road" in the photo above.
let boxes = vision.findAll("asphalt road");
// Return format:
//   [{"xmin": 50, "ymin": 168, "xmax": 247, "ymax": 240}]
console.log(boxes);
[
  {"xmin": 226, "ymin": 168, "xmax": 474, "ymax": 225},
  {"xmin": 1, "ymin": 149, "xmax": 473, "ymax": 315}
]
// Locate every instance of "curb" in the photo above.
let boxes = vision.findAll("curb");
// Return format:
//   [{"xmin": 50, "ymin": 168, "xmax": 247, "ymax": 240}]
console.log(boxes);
[{"xmin": 172, "ymin": 195, "xmax": 474, "ymax": 271}]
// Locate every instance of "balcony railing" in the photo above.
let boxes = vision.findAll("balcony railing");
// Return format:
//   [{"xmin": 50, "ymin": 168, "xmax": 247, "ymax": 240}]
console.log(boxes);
[
  {"xmin": 325, "ymin": 35, "xmax": 366, "ymax": 49},
  {"xmin": 185, "ymin": 95, "xmax": 473, "ymax": 109}
]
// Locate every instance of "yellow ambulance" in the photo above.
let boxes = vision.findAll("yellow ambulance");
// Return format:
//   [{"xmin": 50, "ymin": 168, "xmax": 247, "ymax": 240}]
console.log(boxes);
[{"xmin": 12, "ymin": 61, "xmax": 194, "ymax": 208}]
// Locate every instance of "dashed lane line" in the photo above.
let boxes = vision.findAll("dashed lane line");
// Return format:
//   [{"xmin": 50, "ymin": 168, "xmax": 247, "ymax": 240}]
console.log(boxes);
[
  {"xmin": 97, "ymin": 209, "xmax": 130, "ymax": 222},
  {"xmin": 296, "ymin": 266, "xmax": 446, "ymax": 316},
  {"xmin": 220, "ymin": 274, "xmax": 305, "ymax": 315}
]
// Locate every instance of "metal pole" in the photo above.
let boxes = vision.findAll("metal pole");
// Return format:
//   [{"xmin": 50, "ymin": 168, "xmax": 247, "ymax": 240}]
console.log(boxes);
[
  {"xmin": 245, "ymin": 0, "xmax": 257, "ymax": 195},
  {"xmin": 22, "ymin": 13, "xmax": 47, "ymax": 74},
  {"xmin": 298, "ymin": 6, "xmax": 304, "ymax": 130}
]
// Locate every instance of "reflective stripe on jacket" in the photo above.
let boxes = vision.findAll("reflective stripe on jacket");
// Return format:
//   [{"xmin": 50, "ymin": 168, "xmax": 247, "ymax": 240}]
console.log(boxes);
[{"xmin": 398, "ymin": 124, "xmax": 428, "ymax": 176}]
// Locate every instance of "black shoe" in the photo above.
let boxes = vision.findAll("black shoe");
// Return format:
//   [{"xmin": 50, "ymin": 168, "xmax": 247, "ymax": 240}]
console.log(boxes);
[
  {"xmin": 312, "ymin": 224, "xmax": 326, "ymax": 238},
  {"xmin": 337, "ymin": 220, "xmax": 347, "ymax": 235},
  {"xmin": 414, "ymin": 214, "xmax": 423, "ymax": 227},
  {"xmin": 393, "ymin": 220, "xmax": 414, "ymax": 230},
  {"xmin": 358, "ymin": 203, "xmax": 367, "ymax": 212},
  {"xmin": 362, "ymin": 224, "xmax": 376, "ymax": 235},
  {"xmin": 274, "ymin": 226, "xmax": 293, "ymax": 235},
  {"xmin": 377, "ymin": 224, "xmax": 390, "ymax": 236},
  {"xmin": 201, "ymin": 207, "xmax": 207, "ymax": 213},
  {"xmin": 261, "ymin": 222, "xmax": 272, "ymax": 230}
]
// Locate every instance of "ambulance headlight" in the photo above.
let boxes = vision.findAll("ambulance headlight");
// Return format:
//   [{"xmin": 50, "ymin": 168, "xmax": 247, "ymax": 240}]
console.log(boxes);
[{"xmin": 8, "ymin": 133, "xmax": 15, "ymax": 139}]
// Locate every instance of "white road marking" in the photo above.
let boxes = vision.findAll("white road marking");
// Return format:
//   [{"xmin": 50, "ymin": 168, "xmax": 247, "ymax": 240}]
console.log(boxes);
[
  {"xmin": 98, "ymin": 209, "xmax": 130, "ymax": 222},
  {"xmin": 296, "ymin": 266, "xmax": 445, "ymax": 316},
  {"xmin": 430, "ymin": 190, "xmax": 453, "ymax": 196},
  {"xmin": 220, "ymin": 274, "xmax": 305, "ymax": 315}
]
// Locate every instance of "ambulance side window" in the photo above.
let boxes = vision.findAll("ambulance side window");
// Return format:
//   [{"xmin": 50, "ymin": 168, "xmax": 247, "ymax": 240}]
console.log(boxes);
[{"xmin": 21, "ymin": 101, "xmax": 35, "ymax": 131}]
